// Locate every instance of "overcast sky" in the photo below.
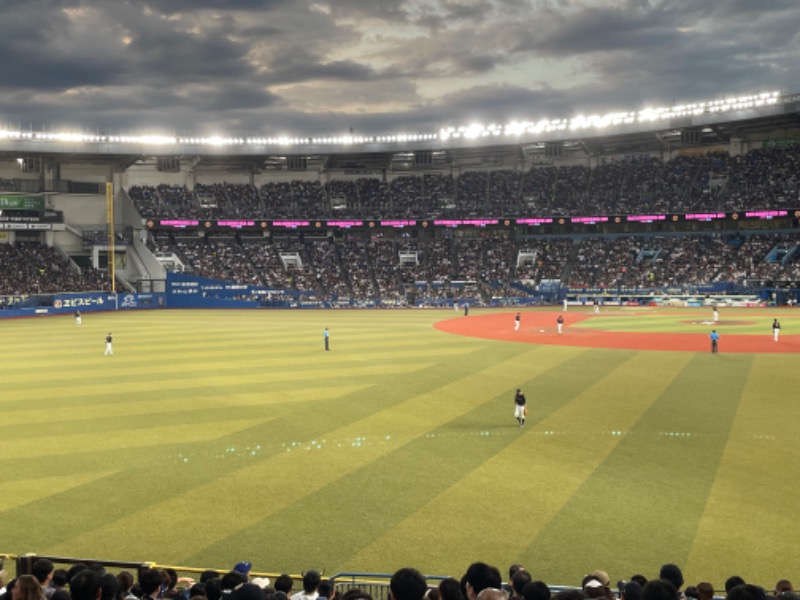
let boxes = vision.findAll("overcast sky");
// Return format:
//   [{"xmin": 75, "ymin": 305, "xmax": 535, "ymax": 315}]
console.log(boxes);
[{"xmin": 1, "ymin": 0, "xmax": 798, "ymax": 137}]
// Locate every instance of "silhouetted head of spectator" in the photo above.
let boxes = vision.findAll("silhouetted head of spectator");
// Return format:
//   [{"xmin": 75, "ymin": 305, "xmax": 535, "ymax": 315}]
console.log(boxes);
[
  {"xmin": 512, "ymin": 571, "xmax": 532, "ymax": 598},
  {"xmin": 726, "ymin": 578, "xmax": 746, "ymax": 595},
  {"xmin": 591, "ymin": 573, "xmax": 610, "ymax": 591},
  {"xmin": 642, "ymin": 580, "xmax": 678, "ymax": 600},
  {"xmin": 317, "ymin": 581, "xmax": 335, "ymax": 600},
  {"xmin": 522, "ymin": 582, "xmax": 550, "ymax": 600},
  {"xmin": 631, "ymin": 577, "xmax": 648, "ymax": 589},
  {"xmin": 552, "ymin": 589, "xmax": 586, "ymax": 600},
  {"xmin": 139, "ymin": 569, "xmax": 164, "ymax": 598},
  {"xmin": 438, "ymin": 578, "xmax": 463, "ymax": 600},
  {"xmin": 164, "ymin": 570, "xmax": 178, "ymax": 592},
  {"xmin": 776, "ymin": 582, "xmax": 794, "ymax": 596},
  {"xmin": 696, "ymin": 583, "xmax": 714, "ymax": 600},
  {"xmin": 206, "ymin": 578, "xmax": 222, "ymax": 600},
  {"xmin": 659, "ymin": 566, "xmax": 683, "ymax": 592},
  {"xmin": 117, "ymin": 572, "xmax": 135, "ymax": 595},
  {"xmin": 51, "ymin": 570, "xmax": 68, "ymax": 590},
  {"xmin": 66, "ymin": 565, "xmax": 88, "ymax": 585},
  {"xmin": 189, "ymin": 583, "xmax": 207, "ymax": 598},
  {"xmin": 464, "ymin": 563, "xmax": 502, "ymax": 600},
  {"xmin": 221, "ymin": 572, "xmax": 248, "ymax": 595},
  {"xmin": 230, "ymin": 584, "xmax": 265, "ymax": 600},
  {"xmin": 341, "ymin": 589, "xmax": 372, "ymax": 600},
  {"xmin": 15, "ymin": 575, "xmax": 44, "ymax": 600},
  {"xmin": 684, "ymin": 587, "xmax": 699, "ymax": 600},
  {"xmin": 476, "ymin": 589, "xmax": 505, "ymax": 600},
  {"xmin": 71, "ymin": 570, "xmax": 103, "ymax": 600},
  {"xmin": 727, "ymin": 586, "xmax": 766, "ymax": 600},
  {"xmin": 273, "ymin": 577, "xmax": 293, "ymax": 596},
  {"xmin": 582, "ymin": 577, "xmax": 605, "ymax": 599},
  {"xmin": 201, "ymin": 573, "xmax": 220, "ymax": 585},
  {"xmin": 621, "ymin": 582, "xmax": 642, "ymax": 600},
  {"xmin": 31, "ymin": 560, "xmax": 54, "ymax": 587},
  {"xmin": 100, "ymin": 572, "xmax": 120, "ymax": 600},
  {"xmin": 300, "ymin": 572, "xmax": 321, "ymax": 596},
  {"xmin": 389, "ymin": 568, "xmax": 427, "ymax": 600}
]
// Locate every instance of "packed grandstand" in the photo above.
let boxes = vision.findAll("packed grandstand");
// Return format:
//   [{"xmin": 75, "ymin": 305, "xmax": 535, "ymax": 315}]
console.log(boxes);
[{"xmin": 1, "ymin": 93, "xmax": 800, "ymax": 310}]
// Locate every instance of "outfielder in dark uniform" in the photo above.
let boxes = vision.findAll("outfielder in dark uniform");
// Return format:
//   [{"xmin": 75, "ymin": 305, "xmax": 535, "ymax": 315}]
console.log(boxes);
[{"xmin": 514, "ymin": 389, "xmax": 527, "ymax": 427}]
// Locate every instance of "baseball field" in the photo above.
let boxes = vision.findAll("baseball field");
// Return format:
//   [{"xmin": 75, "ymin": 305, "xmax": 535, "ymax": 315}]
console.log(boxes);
[{"xmin": 2, "ymin": 306, "xmax": 799, "ymax": 589}]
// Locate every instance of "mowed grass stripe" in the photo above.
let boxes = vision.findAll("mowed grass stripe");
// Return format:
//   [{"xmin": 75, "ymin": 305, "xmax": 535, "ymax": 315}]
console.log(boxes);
[
  {"xmin": 42, "ymin": 344, "xmax": 548, "ymax": 564},
  {"xmin": 0, "ymin": 333, "xmax": 492, "ymax": 481},
  {"xmin": 7, "ymin": 338, "xmax": 510, "ymax": 559},
  {"xmin": 0, "ymin": 471, "xmax": 119, "ymax": 512},
  {"xmin": 181, "ymin": 345, "xmax": 589, "ymax": 571},
  {"xmin": 2, "ymin": 335, "xmax": 464, "ymax": 376},
  {"xmin": 0, "ymin": 418, "xmax": 271, "ymax": 460},
  {"xmin": 686, "ymin": 354, "xmax": 800, "ymax": 585},
  {"xmin": 352, "ymin": 350, "xmax": 693, "ymax": 574},
  {"xmin": 525, "ymin": 351, "xmax": 754, "ymax": 583},
  {"xmin": 0, "ymin": 384, "xmax": 372, "ymax": 429},
  {"xmin": 0, "ymin": 361, "xmax": 433, "ymax": 397}
]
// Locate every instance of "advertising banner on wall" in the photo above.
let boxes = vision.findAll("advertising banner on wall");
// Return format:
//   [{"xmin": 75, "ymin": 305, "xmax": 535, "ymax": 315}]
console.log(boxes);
[
  {"xmin": 0, "ymin": 292, "xmax": 165, "ymax": 318},
  {"xmin": 0, "ymin": 195, "xmax": 45, "ymax": 211}
]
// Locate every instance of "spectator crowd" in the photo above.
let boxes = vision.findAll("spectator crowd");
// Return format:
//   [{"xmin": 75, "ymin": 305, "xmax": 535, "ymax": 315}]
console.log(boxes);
[
  {"xmin": 3, "ymin": 231, "xmax": 800, "ymax": 307},
  {"xmin": 126, "ymin": 146, "xmax": 800, "ymax": 222},
  {"xmin": 0, "ymin": 557, "xmax": 795, "ymax": 600},
  {"xmin": 3, "ymin": 145, "xmax": 800, "ymax": 305}
]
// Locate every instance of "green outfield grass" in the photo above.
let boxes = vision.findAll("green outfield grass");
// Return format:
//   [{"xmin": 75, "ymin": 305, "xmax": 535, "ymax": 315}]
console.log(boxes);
[{"xmin": 2, "ymin": 307, "xmax": 800, "ymax": 589}]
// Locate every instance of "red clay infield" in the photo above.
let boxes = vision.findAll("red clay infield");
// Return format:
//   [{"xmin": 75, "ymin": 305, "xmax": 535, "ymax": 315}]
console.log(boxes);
[{"xmin": 434, "ymin": 312, "xmax": 800, "ymax": 354}]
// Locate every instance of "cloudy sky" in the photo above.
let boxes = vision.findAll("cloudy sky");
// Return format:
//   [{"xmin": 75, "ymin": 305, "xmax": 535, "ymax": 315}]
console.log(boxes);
[{"xmin": 1, "ymin": 0, "xmax": 798, "ymax": 137}]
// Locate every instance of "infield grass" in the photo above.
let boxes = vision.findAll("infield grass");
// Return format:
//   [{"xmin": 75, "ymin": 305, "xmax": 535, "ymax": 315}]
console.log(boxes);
[{"xmin": 2, "ymin": 307, "xmax": 800, "ymax": 589}]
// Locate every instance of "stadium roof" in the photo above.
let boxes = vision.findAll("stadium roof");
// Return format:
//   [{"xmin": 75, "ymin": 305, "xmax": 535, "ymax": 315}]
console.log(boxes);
[{"xmin": 0, "ymin": 92, "xmax": 799, "ymax": 169}]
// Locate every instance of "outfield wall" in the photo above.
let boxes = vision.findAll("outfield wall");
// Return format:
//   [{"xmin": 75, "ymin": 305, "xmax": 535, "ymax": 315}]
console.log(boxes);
[
  {"xmin": 0, "ymin": 291, "xmax": 165, "ymax": 319},
  {"xmin": 0, "ymin": 272, "xmax": 791, "ymax": 319}
]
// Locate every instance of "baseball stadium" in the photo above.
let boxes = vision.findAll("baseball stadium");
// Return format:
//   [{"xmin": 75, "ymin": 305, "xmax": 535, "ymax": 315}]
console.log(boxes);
[{"xmin": 3, "ymin": 89, "xmax": 800, "ymax": 600}]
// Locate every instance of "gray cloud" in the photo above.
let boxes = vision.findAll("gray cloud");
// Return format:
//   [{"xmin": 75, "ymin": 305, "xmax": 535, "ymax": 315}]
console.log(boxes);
[{"xmin": 0, "ymin": 0, "xmax": 797, "ymax": 136}]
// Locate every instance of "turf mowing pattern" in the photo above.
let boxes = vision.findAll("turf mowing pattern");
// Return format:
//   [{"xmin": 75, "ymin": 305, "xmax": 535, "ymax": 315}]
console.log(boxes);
[{"xmin": 2, "ymin": 307, "xmax": 800, "ymax": 588}]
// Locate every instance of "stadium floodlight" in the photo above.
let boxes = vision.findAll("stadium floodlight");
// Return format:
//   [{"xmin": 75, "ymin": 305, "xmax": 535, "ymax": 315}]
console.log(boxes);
[
  {"xmin": 0, "ymin": 88, "xmax": 787, "ymax": 150},
  {"xmin": 138, "ymin": 135, "xmax": 177, "ymax": 145},
  {"xmin": 504, "ymin": 121, "xmax": 526, "ymax": 136},
  {"xmin": 463, "ymin": 124, "xmax": 484, "ymax": 139}
]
